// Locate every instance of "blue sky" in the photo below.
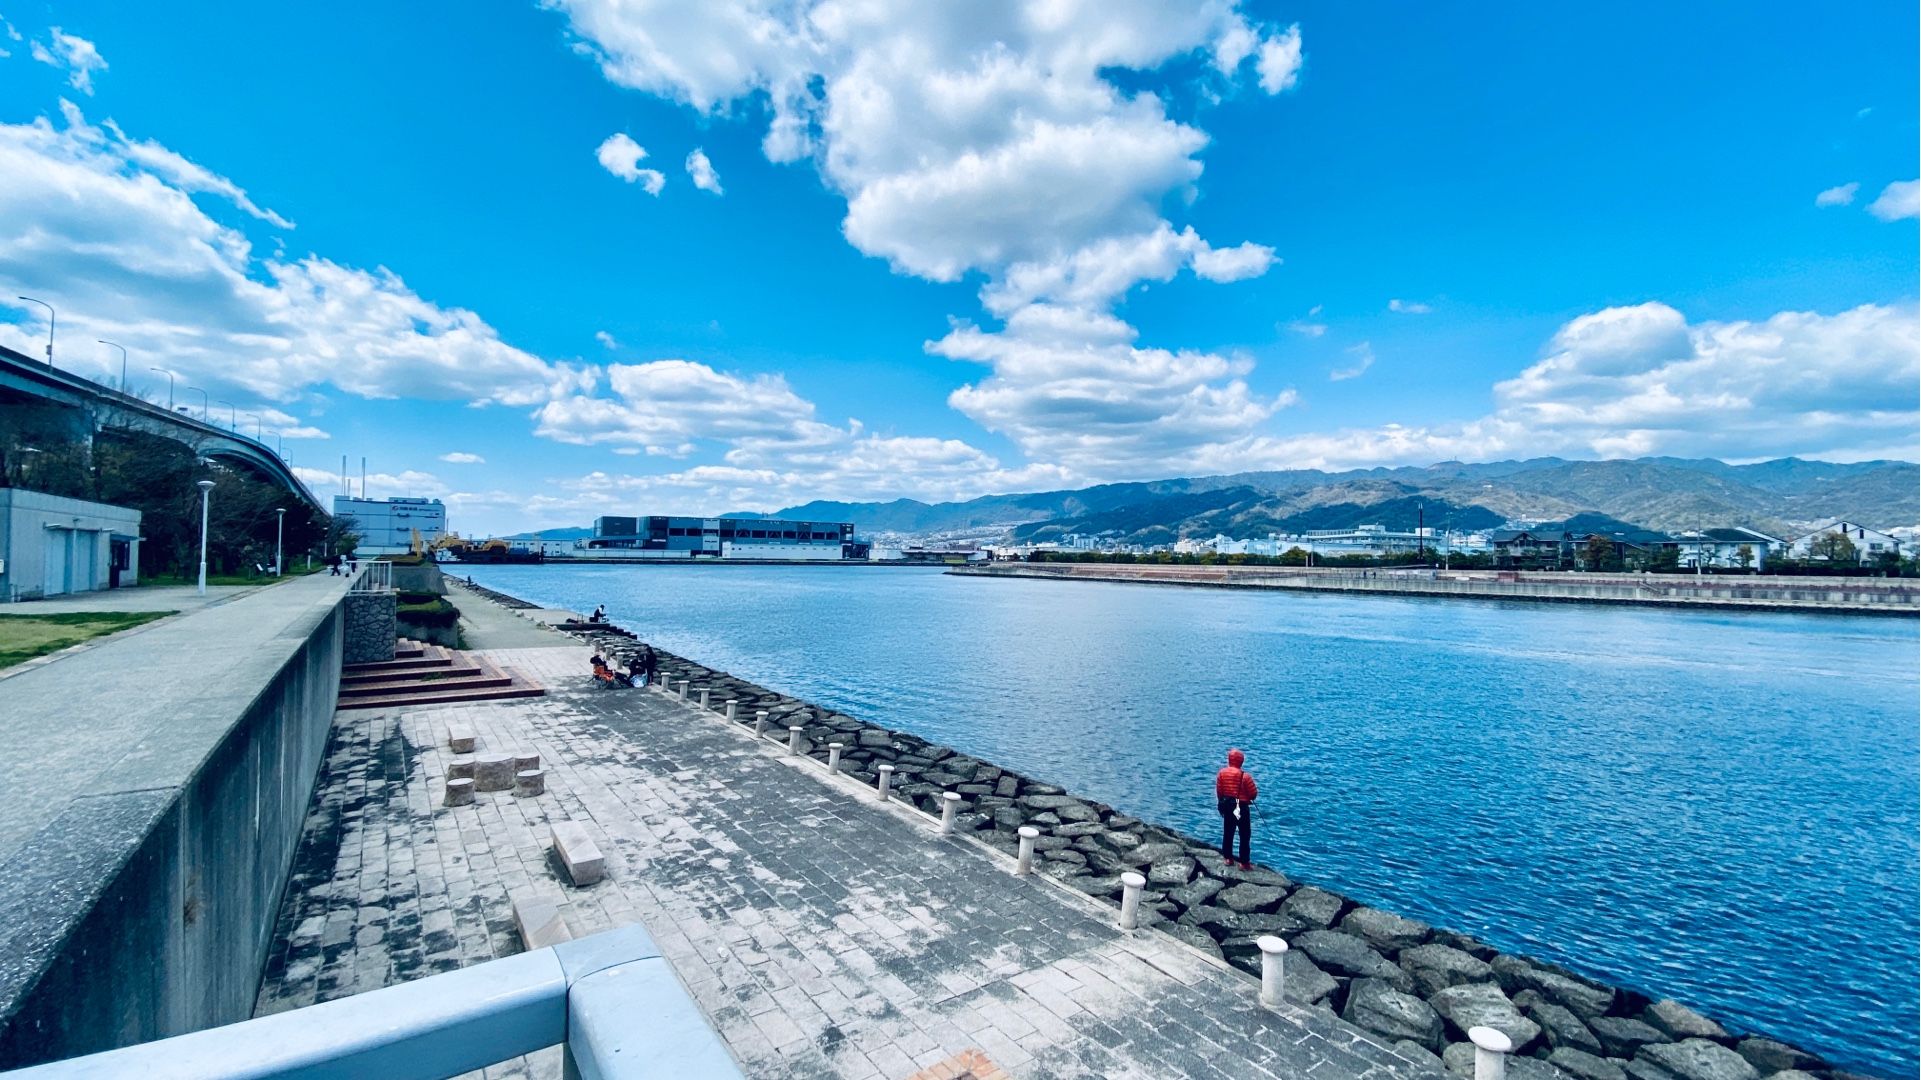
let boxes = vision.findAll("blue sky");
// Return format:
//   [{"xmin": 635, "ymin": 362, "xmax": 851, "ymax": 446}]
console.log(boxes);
[{"xmin": 0, "ymin": 2, "xmax": 1914, "ymax": 535}]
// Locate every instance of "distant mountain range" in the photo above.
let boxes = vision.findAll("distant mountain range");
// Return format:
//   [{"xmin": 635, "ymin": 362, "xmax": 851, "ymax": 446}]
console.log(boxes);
[{"xmin": 748, "ymin": 457, "xmax": 1919, "ymax": 544}]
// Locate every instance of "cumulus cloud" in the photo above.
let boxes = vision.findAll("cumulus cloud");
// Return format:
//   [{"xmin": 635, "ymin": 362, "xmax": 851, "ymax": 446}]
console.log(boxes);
[
  {"xmin": 1287, "ymin": 320, "xmax": 1326, "ymax": 338},
  {"xmin": 1255, "ymin": 24, "xmax": 1304, "ymax": 93},
  {"xmin": 0, "ymin": 102, "xmax": 589, "ymax": 417},
  {"xmin": 30, "ymin": 29, "xmax": 105, "ymax": 94},
  {"xmin": 440, "ymin": 452, "xmax": 485, "ymax": 464},
  {"xmin": 1814, "ymin": 182, "xmax": 1858, "ymax": 208},
  {"xmin": 685, "ymin": 147, "xmax": 723, "ymax": 193},
  {"xmin": 1330, "ymin": 342, "xmax": 1374, "ymax": 381},
  {"xmin": 1867, "ymin": 179, "xmax": 1918, "ymax": 221},
  {"xmin": 594, "ymin": 132, "xmax": 665, "ymax": 193},
  {"xmin": 1387, "ymin": 298, "xmax": 1431, "ymax": 314}
]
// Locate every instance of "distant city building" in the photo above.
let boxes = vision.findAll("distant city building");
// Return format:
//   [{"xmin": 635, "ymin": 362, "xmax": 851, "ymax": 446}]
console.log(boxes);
[
  {"xmin": 0, "ymin": 489, "xmax": 142, "ymax": 601},
  {"xmin": 333, "ymin": 496, "xmax": 446, "ymax": 555},
  {"xmin": 582, "ymin": 515, "xmax": 867, "ymax": 561}
]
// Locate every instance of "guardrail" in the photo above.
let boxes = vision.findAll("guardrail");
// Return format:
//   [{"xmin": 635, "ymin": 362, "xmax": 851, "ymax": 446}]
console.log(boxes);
[
  {"xmin": 2, "ymin": 924, "xmax": 741, "ymax": 1079},
  {"xmin": 348, "ymin": 559, "xmax": 394, "ymax": 594}
]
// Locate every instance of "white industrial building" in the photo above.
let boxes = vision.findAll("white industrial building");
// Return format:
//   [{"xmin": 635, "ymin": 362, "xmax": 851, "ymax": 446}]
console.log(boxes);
[
  {"xmin": 332, "ymin": 496, "xmax": 447, "ymax": 555},
  {"xmin": 0, "ymin": 489, "xmax": 142, "ymax": 601}
]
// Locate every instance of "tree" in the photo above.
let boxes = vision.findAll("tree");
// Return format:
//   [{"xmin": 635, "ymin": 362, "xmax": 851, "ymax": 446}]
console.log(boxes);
[
  {"xmin": 1583, "ymin": 534, "xmax": 1614, "ymax": 572},
  {"xmin": 1648, "ymin": 544, "xmax": 1681, "ymax": 573},
  {"xmin": 1735, "ymin": 544, "xmax": 1755, "ymax": 571},
  {"xmin": 1810, "ymin": 531, "xmax": 1859, "ymax": 563}
]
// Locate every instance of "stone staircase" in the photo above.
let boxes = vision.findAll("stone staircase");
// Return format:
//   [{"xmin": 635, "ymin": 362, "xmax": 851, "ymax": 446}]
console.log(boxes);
[{"xmin": 338, "ymin": 639, "xmax": 545, "ymax": 710}]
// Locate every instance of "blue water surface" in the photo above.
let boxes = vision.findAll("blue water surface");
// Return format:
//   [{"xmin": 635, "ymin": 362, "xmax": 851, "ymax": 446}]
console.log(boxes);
[{"xmin": 463, "ymin": 563, "xmax": 1920, "ymax": 1077}]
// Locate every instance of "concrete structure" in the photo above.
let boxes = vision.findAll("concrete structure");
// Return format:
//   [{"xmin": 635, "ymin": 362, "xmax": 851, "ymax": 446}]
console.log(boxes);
[
  {"xmin": 0, "ymin": 573, "xmax": 351, "ymax": 1068},
  {"xmin": 580, "ymin": 515, "xmax": 866, "ymax": 560},
  {"xmin": 0, "ymin": 489, "xmax": 141, "ymax": 602},
  {"xmin": 0, "ymin": 344, "xmax": 325, "ymax": 519},
  {"xmin": 1787, "ymin": 520, "xmax": 1911, "ymax": 564},
  {"xmin": 331, "ymin": 496, "xmax": 446, "ymax": 556}
]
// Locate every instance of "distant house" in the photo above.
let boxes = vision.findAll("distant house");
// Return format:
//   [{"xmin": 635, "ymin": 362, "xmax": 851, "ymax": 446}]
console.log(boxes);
[
  {"xmin": 1787, "ymin": 521, "xmax": 1909, "ymax": 564},
  {"xmin": 1668, "ymin": 527, "xmax": 1782, "ymax": 570},
  {"xmin": 1493, "ymin": 524, "xmax": 1671, "ymax": 568},
  {"xmin": 1491, "ymin": 527, "xmax": 1573, "ymax": 566}
]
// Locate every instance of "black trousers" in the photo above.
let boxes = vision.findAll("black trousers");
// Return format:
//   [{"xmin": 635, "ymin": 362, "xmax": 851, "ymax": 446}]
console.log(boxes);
[{"xmin": 1218, "ymin": 798, "xmax": 1250, "ymax": 863}]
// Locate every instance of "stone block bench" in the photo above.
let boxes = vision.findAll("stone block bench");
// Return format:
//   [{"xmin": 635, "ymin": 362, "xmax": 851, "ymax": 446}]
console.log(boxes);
[
  {"xmin": 447, "ymin": 724, "xmax": 476, "ymax": 754},
  {"xmin": 512, "ymin": 896, "xmax": 574, "ymax": 949},
  {"xmin": 551, "ymin": 822, "xmax": 605, "ymax": 887}
]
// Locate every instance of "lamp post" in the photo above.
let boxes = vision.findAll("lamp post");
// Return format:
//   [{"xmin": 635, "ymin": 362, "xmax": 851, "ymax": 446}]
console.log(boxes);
[
  {"xmin": 150, "ymin": 366, "xmax": 175, "ymax": 410},
  {"xmin": 274, "ymin": 507, "xmax": 286, "ymax": 576},
  {"xmin": 16, "ymin": 296, "xmax": 53, "ymax": 366},
  {"xmin": 98, "ymin": 340, "xmax": 127, "ymax": 390},
  {"xmin": 215, "ymin": 400, "xmax": 236, "ymax": 430},
  {"xmin": 196, "ymin": 479, "xmax": 216, "ymax": 596},
  {"xmin": 186, "ymin": 386, "xmax": 209, "ymax": 421}
]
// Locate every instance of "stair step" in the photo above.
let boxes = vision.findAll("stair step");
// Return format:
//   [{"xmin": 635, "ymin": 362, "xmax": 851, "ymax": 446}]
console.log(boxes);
[
  {"xmin": 343, "ymin": 652, "xmax": 454, "ymax": 677},
  {"xmin": 336, "ymin": 682, "xmax": 546, "ymax": 710},
  {"xmin": 339, "ymin": 669, "xmax": 511, "ymax": 697}
]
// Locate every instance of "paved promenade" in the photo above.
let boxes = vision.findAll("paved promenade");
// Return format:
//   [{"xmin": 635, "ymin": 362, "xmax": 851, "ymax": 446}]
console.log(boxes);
[{"xmin": 255, "ymin": 629, "xmax": 1437, "ymax": 1080}]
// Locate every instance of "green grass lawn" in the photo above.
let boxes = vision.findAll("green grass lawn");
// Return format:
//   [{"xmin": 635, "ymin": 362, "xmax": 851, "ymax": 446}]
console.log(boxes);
[
  {"xmin": 0, "ymin": 611, "xmax": 176, "ymax": 669},
  {"xmin": 137, "ymin": 563, "xmax": 324, "ymax": 588}
]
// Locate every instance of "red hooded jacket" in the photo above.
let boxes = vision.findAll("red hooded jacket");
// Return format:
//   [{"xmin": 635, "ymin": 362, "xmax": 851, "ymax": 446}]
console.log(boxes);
[{"xmin": 1215, "ymin": 749, "xmax": 1257, "ymax": 802}]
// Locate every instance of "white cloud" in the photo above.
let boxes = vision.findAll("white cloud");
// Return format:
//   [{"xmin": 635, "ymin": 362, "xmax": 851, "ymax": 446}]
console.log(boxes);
[
  {"xmin": 595, "ymin": 330, "xmax": 619, "ymax": 349},
  {"xmin": 1330, "ymin": 342, "xmax": 1374, "ymax": 381},
  {"xmin": 594, "ymin": 132, "xmax": 665, "ymax": 193},
  {"xmin": 1814, "ymin": 182, "xmax": 1858, "ymax": 208},
  {"xmin": 1387, "ymin": 298, "xmax": 1431, "ymax": 314},
  {"xmin": 0, "ymin": 15, "xmax": 19, "ymax": 56},
  {"xmin": 685, "ymin": 147, "xmax": 723, "ymax": 194},
  {"xmin": 1867, "ymin": 179, "xmax": 1918, "ymax": 222},
  {"xmin": 440, "ymin": 452, "xmax": 485, "ymax": 464},
  {"xmin": 30, "ymin": 29, "xmax": 105, "ymax": 94},
  {"xmin": 1255, "ymin": 24, "xmax": 1303, "ymax": 94},
  {"xmin": 1287, "ymin": 320, "xmax": 1326, "ymax": 338}
]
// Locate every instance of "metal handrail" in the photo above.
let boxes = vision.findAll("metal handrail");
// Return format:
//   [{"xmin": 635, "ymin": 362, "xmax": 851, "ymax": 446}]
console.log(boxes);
[
  {"xmin": 3, "ymin": 924, "xmax": 741, "ymax": 1079},
  {"xmin": 347, "ymin": 560, "xmax": 394, "ymax": 593}
]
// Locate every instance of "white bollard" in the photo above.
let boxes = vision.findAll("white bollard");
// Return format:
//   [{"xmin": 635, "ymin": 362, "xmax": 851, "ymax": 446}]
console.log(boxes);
[
  {"xmin": 827, "ymin": 743, "xmax": 843, "ymax": 770},
  {"xmin": 1016, "ymin": 826, "xmax": 1039, "ymax": 876},
  {"xmin": 940, "ymin": 791, "xmax": 961, "ymax": 834},
  {"xmin": 876, "ymin": 763, "xmax": 895, "ymax": 801},
  {"xmin": 754, "ymin": 710, "xmax": 768, "ymax": 737},
  {"xmin": 698, "ymin": 688, "xmax": 710, "ymax": 709},
  {"xmin": 1118, "ymin": 871, "xmax": 1146, "ymax": 930},
  {"xmin": 1257, "ymin": 936, "xmax": 1288, "ymax": 1007},
  {"xmin": 725, "ymin": 700, "xmax": 737, "ymax": 723},
  {"xmin": 1470, "ymin": 1026, "xmax": 1513, "ymax": 1080},
  {"xmin": 787, "ymin": 725, "xmax": 803, "ymax": 755},
  {"xmin": 677, "ymin": 679, "xmax": 688, "ymax": 702}
]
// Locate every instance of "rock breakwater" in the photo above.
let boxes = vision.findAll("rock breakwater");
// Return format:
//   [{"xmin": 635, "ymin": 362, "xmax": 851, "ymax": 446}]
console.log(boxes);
[{"xmin": 494, "ymin": 590, "xmax": 1858, "ymax": 1080}]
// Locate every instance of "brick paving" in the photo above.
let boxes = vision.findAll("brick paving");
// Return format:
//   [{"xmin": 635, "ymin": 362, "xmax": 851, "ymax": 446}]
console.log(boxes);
[{"xmin": 255, "ymin": 640, "xmax": 1440, "ymax": 1080}]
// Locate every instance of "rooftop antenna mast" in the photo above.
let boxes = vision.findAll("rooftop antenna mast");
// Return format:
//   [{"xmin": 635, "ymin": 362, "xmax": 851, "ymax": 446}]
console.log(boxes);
[{"xmin": 361, "ymin": 457, "xmax": 367, "ymax": 499}]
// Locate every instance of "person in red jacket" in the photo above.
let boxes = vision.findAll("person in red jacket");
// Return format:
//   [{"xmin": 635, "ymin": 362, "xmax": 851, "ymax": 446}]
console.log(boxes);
[{"xmin": 1216, "ymin": 748, "xmax": 1258, "ymax": 869}]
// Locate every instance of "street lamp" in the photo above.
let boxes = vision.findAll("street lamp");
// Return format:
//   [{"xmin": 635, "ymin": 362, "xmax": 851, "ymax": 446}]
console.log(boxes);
[
  {"xmin": 16, "ymin": 296, "xmax": 53, "ymax": 366},
  {"xmin": 98, "ymin": 340, "xmax": 127, "ymax": 390},
  {"xmin": 186, "ymin": 386, "xmax": 209, "ymax": 421},
  {"xmin": 195, "ymin": 479, "xmax": 216, "ymax": 596},
  {"xmin": 149, "ymin": 366, "xmax": 175, "ymax": 410},
  {"xmin": 215, "ymin": 400, "xmax": 236, "ymax": 429},
  {"xmin": 274, "ymin": 507, "xmax": 286, "ymax": 576}
]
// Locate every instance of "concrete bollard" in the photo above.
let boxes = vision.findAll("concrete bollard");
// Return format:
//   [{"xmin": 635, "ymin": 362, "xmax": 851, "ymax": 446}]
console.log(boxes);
[
  {"xmin": 443, "ymin": 777, "xmax": 475, "ymax": 807},
  {"xmin": 827, "ymin": 743, "xmax": 843, "ymax": 770},
  {"xmin": 1470, "ymin": 1027, "xmax": 1512, "ymax": 1080},
  {"xmin": 787, "ymin": 726, "xmax": 803, "ymax": 755},
  {"xmin": 514, "ymin": 769, "xmax": 545, "ymax": 797},
  {"xmin": 940, "ymin": 791, "xmax": 961, "ymax": 834},
  {"xmin": 698, "ymin": 688, "xmax": 710, "ymax": 709},
  {"xmin": 876, "ymin": 763, "xmax": 894, "ymax": 801},
  {"xmin": 676, "ymin": 679, "xmax": 688, "ymax": 702},
  {"xmin": 1257, "ymin": 936, "xmax": 1288, "ymax": 1007},
  {"xmin": 725, "ymin": 700, "xmax": 737, "ymax": 723},
  {"xmin": 1119, "ymin": 871, "xmax": 1146, "ymax": 930},
  {"xmin": 1016, "ymin": 826, "xmax": 1039, "ymax": 876},
  {"xmin": 754, "ymin": 710, "xmax": 768, "ymax": 737}
]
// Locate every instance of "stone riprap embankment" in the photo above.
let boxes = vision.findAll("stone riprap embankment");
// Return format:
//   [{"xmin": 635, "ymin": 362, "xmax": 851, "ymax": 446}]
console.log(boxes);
[{"xmin": 499, "ymin": 597, "xmax": 1849, "ymax": 1080}]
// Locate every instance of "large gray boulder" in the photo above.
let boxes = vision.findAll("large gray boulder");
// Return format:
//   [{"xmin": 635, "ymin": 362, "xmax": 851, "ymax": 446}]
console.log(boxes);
[
  {"xmin": 1445, "ymin": 1044, "xmax": 1570, "ymax": 1080},
  {"xmin": 1218, "ymin": 882, "xmax": 1288, "ymax": 913},
  {"xmin": 1525, "ymin": 998, "xmax": 1604, "ymax": 1057},
  {"xmin": 1147, "ymin": 856, "xmax": 1196, "ymax": 887},
  {"xmin": 1340, "ymin": 906, "xmax": 1431, "ymax": 953},
  {"xmin": 1643, "ymin": 1000, "xmax": 1729, "ymax": 1042},
  {"xmin": 1590, "ymin": 1016, "xmax": 1667, "ymax": 1059},
  {"xmin": 1430, "ymin": 983, "xmax": 1542, "ymax": 1052},
  {"xmin": 1282, "ymin": 951, "xmax": 1339, "ymax": 1006},
  {"xmin": 1283, "ymin": 886, "xmax": 1346, "ymax": 928},
  {"xmin": 1159, "ymin": 921, "xmax": 1224, "ymax": 960},
  {"xmin": 1733, "ymin": 1040, "xmax": 1820, "ymax": 1074},
  {"xmin": 1293, "ymin": 930, "xmax": 1412, "ymax": 991},
  {"xmin": 1632, "ymin": 1040, "xmax": 1759, "ymax": 1080},
  {"xmin": 1167, "ymin": 876, "xmax": 1225, "ymax": 911},
  {"xmin": 1549, "ymin": 1048, "xmax": 1628, "ymax": 1080},
  {"xmin": 1401, "ymin": 943, "xmax": 1494, "ymax": 996},
  {"xmin": 1492, "ymin": 956, "xmax": 1617, "ymax": 1020},
  {"xmin": 1344, "ymin": 978, "xmax": 1444, "ymax": 1052}
]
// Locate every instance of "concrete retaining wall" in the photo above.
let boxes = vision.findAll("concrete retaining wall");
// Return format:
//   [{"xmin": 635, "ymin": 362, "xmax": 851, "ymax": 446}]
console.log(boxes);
[
  {"xmin": 341, "ymin": 591, "xmax": 396, "ymax": 664},
  {"xmin": 0, "ymin": 578, "xmax": 348, "ymax": 1068}
]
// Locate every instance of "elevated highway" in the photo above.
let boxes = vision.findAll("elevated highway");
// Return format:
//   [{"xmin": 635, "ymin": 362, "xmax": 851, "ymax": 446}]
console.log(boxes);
[{"xmin": 0, "ymin": 344, "xmax": 326, "ymax": 516}]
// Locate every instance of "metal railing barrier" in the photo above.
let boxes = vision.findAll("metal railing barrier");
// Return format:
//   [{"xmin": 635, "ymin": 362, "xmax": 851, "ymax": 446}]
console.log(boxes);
[{"xmin": 348, "ymin": 559, "xmax": 395, "ymax": 593}]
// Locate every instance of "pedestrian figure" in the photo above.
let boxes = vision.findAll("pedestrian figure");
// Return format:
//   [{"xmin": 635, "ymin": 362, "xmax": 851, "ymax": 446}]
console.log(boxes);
[
  {"xmin": 591, "ymin": 604, "xmax": 606, "ymax": 623},
  {"xmin": 639, "ymin": 644, "xmax": 657, "ymax": 686},
  {"xmin": 1215, "ymin": 748, "xmax": 1258, "ymax": 869}
]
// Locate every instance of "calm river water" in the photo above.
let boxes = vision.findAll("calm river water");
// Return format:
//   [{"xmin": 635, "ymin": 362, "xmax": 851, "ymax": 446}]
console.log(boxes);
[{"xmin": 462, "ymin": 563, "xmax": 1919, "ymax": 1076}]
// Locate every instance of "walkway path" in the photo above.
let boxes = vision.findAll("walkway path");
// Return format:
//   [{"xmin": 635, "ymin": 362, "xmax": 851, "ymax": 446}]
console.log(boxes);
[
  {"xmin": 445, "ymin": 580, "xmax": 576, "ymax": 650},
  {"xmin": 256, "ymin": 636, "xmax": 1437, "ymax": 1080},
  {"xmin": 5, "ymin": 582, "xmax": 260, "ymax": 614}
]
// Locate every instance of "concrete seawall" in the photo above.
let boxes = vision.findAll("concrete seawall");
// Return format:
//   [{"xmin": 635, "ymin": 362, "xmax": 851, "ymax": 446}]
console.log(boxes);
[
  {"xmin": 0, "ymin": 574, "xmax": 351, "ymax": 1068},
  {"xmin": 951, "ymin": 563, "xmax": 1920, "ymax": 615}
]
